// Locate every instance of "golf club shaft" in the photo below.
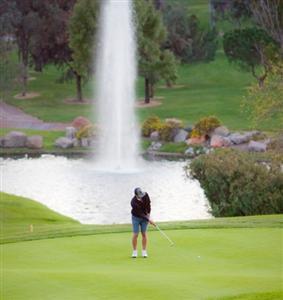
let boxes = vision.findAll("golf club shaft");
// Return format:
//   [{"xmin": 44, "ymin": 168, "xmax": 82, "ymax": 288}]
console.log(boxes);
[{"xmin": 155, "ymin": 224, "xmax": 174, "ymax": 245}]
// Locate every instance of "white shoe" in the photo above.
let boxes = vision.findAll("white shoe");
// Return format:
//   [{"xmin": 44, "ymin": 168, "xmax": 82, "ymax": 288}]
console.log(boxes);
[
  {"xmin": 142, "ymin": 250, "xmax": 148, "ymax": 258},
  {"xmin": 132, "ymin": 250, "xmax": 137, "ymax": 258}
]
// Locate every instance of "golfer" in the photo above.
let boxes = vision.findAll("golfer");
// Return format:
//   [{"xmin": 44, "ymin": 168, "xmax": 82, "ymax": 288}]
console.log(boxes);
[{"xmin": 131, "ymin": 187, "xmax": 155, "ymax": 258}]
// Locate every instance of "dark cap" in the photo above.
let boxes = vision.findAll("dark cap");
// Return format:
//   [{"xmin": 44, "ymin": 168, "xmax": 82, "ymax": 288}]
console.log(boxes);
[{"xmin": 134, "ymin": 187, "xmax": 145, "ymax": 198}]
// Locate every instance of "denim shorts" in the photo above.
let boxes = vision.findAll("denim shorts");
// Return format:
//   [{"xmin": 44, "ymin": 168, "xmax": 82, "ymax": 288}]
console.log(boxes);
[{"xmin": 132, "ymin": 215, "xmax": 148, "ymax": 234}]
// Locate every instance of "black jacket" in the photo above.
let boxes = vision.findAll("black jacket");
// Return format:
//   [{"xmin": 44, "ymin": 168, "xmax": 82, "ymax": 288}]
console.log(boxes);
[{"xmin": 131, "ymin": 193, "xmax": 151, "ymax": 221}]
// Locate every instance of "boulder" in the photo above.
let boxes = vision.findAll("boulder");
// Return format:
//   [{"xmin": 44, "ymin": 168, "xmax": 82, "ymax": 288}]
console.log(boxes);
[
  {"xmin": 81, "ymin": 138, "xmax": 89, "ymax": 147},
  {"xmin": 3, "ymin": 131, "xmax": 27, "ymax": 147},
  {"xmin": 210, "ymin": 135, "xmax": 232, "ymax": 148},
  {"xmin": 186, "ymin": 136, "xmax": 205, "ymax": 145},
  {"xmin": 174, "ymin": 129, "xmax": 188, "ymax": 143},
  {"xmin": 65, "ymin": 126, "xmax": 77, "ymax": 139},
  {"xmin": 26, "ymin": 136, "xmax": 43, "ymax": 149},
  {"xmin": 184, "ymin": 124, "xmax": 193, "ymax": 133},
  {"xmin": 72, "ymin": 138, "xmax": 80, "ymax": 147},
  {"xmin": 150, "ymin": 131, "xmax": 160, "ymax": 142},
  {"xmin": 184, "ymin": 147, "xmax": 195, "ymax": 157},
  {"xmin": 211, "ymin": 126, "xmax": 229, "ymax": 137},
  {"xmin": 71, "ymin": 116, "xmax": 91, "ymax": 129},
  {"xmin": 148, "ymin": 142, "xmax": 162, "ymax": 151},
  {"xmin": 248, "ymin": 140, "xmax": 267, "ymax": 152},
  {"xmin": 54, "ymin": 137, "xmax": 73, "ymax": 149},
  {"xmin": 229, "ymin": 131, "xmax": 261, "ymax": 145},
  {"xmin": 229, "ymin": 133, "xmax": 250, "ymax": 145}
]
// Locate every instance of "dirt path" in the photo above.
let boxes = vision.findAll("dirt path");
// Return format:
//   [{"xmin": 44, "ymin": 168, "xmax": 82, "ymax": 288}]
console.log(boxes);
[{"xmin": 0, "ymin": 101, "xmax": 70, "ymax": 131}]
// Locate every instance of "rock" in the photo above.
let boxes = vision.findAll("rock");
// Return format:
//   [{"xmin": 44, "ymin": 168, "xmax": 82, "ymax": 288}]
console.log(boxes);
[
  {"xmin": 211, "ymin": 126, "xmax": 229, "ymax": 137},
  {"xmin": 184, "ymin": 124, "xmax": 193, "ymax": 133},
  {"xmin": 186, "ymin": 136, "xmax": 205, "ymax": 145},
  {"xmin": 229, "ymin": 131, "xmax": 261, "ymax": 145},
  {"xmin": 54, "ymin": 137, "xmax": 74, "ymax": 149},
  {"xmin": 248, "ymin": 140, "xmax": 267, "ymax": 152},
  {"xmin": 72, "ymin": 138, "xmax": 80, "ymax": 147},
  {"xmin": 26, "ymin": 136, "xmax": 43, "ymax": 149},
  {"xmin": 174, "ymin": 129, "xmax": 188, "ymax": 143},
  {"xmin": 148, "ymin": 142, "xmax": 162, "ymax": 151},
  {"xmin": 229, "ymin": 133, "xmax": 249, "ymax": 145},
  {"xmin": 81, "ymin": 138, "xmax": 89, "ymax": 147},
  {"xmin": 65, "ymin": 127, "xmax": 77, "ymax": 139},
  {"xmin": 210, "ymin": 135, "xmax": 232, "ymax": 148},
  {"xmin": 2, "ymin": 131, "xmax": 27, "ymax": 148},
  {"xmin": 150, "ymin": 131, "xmax": 160, "ymax": 142},
  {"xmin": 71, "ymin": 116, "xmax": 91, "ymax": 129},
  {"xmin": 185, "ymin": 147, "xmax": 195, "ymax": 157}
]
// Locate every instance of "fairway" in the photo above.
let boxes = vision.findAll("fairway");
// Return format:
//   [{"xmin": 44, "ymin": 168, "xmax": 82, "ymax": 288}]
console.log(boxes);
[{"xmin": 2, "ymin": 227, "xmax": 282, "ymax": 300}]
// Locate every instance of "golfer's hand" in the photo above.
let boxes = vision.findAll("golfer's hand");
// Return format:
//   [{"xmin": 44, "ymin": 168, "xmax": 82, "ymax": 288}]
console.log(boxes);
[{"xmin": 149, "ymin": 219, "xmax": 156, "ymax": 227}]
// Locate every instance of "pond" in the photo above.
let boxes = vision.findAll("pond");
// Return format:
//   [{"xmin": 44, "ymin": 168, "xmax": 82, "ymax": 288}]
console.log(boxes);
[{"xmin": 1, "ymin": 156, "xmax": 211, "ymax": 224}]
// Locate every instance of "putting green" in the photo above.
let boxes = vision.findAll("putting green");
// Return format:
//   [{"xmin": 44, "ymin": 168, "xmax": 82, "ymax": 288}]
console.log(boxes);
[
  {"xmin": 2, "ymin": 227, "xmax": 282, "ymax": 300},
  {"xmin": 1, "ymin": 193, "xmax": 282, "ymax": 299}
]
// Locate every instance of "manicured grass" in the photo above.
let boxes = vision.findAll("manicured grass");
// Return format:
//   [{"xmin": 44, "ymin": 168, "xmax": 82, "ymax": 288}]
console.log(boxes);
[
  {"xmin": 1, "ymin": 193, "xmax": 282, "ymax": 299},
  {"xmin": 159, "ymin": 142, "xmax": 188, "ymax": 153},
  {"xmin": 6, "ymin": 51, "xmax": 280, "ymax": 131}
]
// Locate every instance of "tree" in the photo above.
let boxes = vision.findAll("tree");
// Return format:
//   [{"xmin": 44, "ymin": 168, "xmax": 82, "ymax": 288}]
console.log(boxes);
[
  {"xmin": 28, "ymin": 0, "xmax": 76, "ymax": 72},
  {"xmin": 211, "ymin": 0, "xmax": 251, "ymax": 28},
  {"xmin": 243, "ymin": 59, "xmax": 283, "ymax": 127},
  {"xmin": 162, "ymin": 4, "xmax": 218, "ymax": 63},
  {"xmin": 68, "ymin": 0, "xmax": 98, "ymax": 102},
  {"xmin": 135, "ymin": 0, "xmax": 177, "ymax": 103},
  {"xmin": 223, "ymin": 27, "xmax": 279, "ymax": 87},
  {"xmin": 249, "ymin": 0, "xmax": 283, "ymax": 51},
  {"xmin": 0, "ymin": 0, "xmax": 18, "ymax": 98}
]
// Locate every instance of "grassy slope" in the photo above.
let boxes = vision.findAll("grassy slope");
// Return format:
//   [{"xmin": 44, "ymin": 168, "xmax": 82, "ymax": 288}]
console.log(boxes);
[{"xmin": 1, "ymin": 193, "xmax": 282, "ymax": 299}]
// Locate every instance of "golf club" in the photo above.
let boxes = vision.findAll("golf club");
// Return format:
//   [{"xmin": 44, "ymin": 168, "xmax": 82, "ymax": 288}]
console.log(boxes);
[{"xmin": 155, "ymin": 224, "xmax": 174, "ymax": 246}]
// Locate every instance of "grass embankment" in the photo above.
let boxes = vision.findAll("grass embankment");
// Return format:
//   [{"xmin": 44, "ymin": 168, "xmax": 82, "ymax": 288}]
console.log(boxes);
[{"xmin": 1, "ymin": 192, "xmax": 282, "ymax": 299}]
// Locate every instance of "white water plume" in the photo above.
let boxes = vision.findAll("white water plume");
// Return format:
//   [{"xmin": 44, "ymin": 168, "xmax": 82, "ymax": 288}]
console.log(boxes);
[{"xmin": 94, "ymin": 0, "xmax": 139, "ymax": 171}]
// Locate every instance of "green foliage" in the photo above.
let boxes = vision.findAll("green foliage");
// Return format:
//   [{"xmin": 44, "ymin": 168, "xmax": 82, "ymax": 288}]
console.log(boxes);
[
  {"xmin": 163, "ymin": 5, "xmax": 218, "ymax": 63},
  {"xmin": 243, "ymin": 59, "xmax": 283, "ymax": 127},
  {"xmin": 135, "ymin": 0, "xmax": 178, "ymax": 100},
  {"xmin": 189, "ymin": 149, "xmax": 283, "ymax": 217},
  {"xmin": 223, "ymin": 27, "xmax": 279, "ymax": 85},
  {"xmin": 76, "ymin": 124, "xmax": 95, "ymax": 140},
  {"xmin": 159, "ymin": 118, "xmax": 183, "ymax": 141},
  {"xmin": 191, "ymin": 116, "xmax": 221, "ymax": 137},
  {"xmin": 68, "ymin": 0, "xmax": 98, "ymax": 78},
  {"xmin": 141, "ymin": 115, "xmax": 163, "ymax": 137}
]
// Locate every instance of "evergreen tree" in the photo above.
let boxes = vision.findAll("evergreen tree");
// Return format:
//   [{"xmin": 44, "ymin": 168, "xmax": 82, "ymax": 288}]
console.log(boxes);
[
  {"xmin": 68, "ymin": 0, "xmax": 98, "ymax": 102},
  {"xmin": 135, "ymin": 0, "xmax": 177, "ymax": 103}
]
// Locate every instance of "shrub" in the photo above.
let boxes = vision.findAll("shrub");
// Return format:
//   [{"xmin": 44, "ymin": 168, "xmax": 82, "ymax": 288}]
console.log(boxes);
[
  {"xmin": 76, "ymin": 124, "xmax": 95, "ymax": 140},
  {"xmin": 192, "ymin": 116, "xmax": 221, "ymax": 137},
  {"xmin": 159, "ymin": 119, "xmax": 183, "ymax": 142},
  {"xmin": 188, "ymin": 149, "xmax": 283, "ymax": 217},
  {"xmin": 141, "ymin": 116, "xmax": 163, "ymax": 137}
]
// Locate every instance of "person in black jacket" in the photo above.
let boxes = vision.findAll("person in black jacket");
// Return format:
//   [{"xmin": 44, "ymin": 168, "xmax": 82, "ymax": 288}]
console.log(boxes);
[{"xmin": 131, "ymin": 187, "xmax": 155, "ymax": 258}]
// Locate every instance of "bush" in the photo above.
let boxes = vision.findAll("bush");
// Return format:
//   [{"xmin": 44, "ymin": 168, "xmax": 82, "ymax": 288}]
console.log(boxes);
[
  {"xmin": 141, "ymin": 116, "xmax": 163, "ymax": 137},
  {"xmin": 192, "ymin": 116, "xmax": 221, "ymax": 138},
  {"xmin": 159, "ymin": 119, "xmax": 183, "ymax": 142},
  {"xmin": 76, "ymin": 124, "xmax": 95, "ymax": 140},
  {"xmin": 188, "ymin": 149, "xmax": 283, "ymax": 217}
]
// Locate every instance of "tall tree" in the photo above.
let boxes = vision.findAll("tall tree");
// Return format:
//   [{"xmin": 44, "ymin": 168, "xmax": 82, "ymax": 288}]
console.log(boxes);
[
  {"xmin": 223, "ymin": 27, "xmax": 279, "ymax": 87},
  {"xmin": 68, "ymin": 0, "xmax": 98, "ymax": 102},
  {"xmin": 162, "ymin": 4, "xmax": 218, "ymax": 63},
  {"xmin": 135, "ymin": 0, "xmax": 177, "ymax": 103},
  {"xmin": 249, "ymin": 0, "xmax": 283, "ymax": 51}
]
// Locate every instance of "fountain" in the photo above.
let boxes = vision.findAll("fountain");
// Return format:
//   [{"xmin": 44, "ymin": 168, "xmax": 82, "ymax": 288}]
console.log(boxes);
[
  {"xmin": 95, "ymin": 0, "xmax": 139, "ymax": 171},
  {"xmin": 1, "ymin": 0, "xmax": 211, "ymax": 224}
]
